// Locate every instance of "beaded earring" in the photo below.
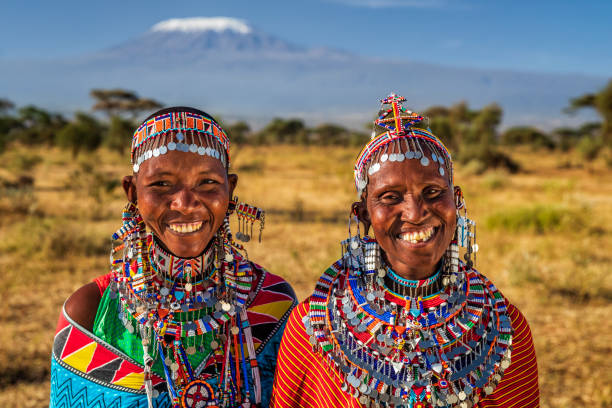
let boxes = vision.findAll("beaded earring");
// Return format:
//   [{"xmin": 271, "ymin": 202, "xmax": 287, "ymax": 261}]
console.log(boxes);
[
  {"xmin": 233, "ymin": 199, "xmax": 265, "ymax": 243},
  {"xmin": 454, "ymin": 190, "xmax": 477, "ymax": 269},
  {"xmin": 219, "ymin": 197, "xmax": 266, "ymax": 263},
  {"xmin": 344, "ymin": 205, "xmax": 366, "ymax": 276}
]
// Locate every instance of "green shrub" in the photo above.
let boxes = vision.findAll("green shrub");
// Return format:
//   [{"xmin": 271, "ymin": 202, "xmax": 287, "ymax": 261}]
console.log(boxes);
[
  {"xmin": 457, "ymin": 144, "xmax": 519, "ymax": 174},
  {"xmin": 0, "ymin": 217, "xmax": 108, "ymax": 258},
  {"xmin": 482, "ymin": 172, "xmax": 508, "ymax": 190},
  {"xmin": 486, "ymin": 204, "xmax": 586, "ymax": 233},
  {"xmin": 1, "ymin": 150, "xmax": 42, "ymax": 173},
  {"xmin": 577, "ymin": 136, "xmax": 603, "ymax": 160},
  {"xmin": 56, "ymin": 112, "xmax": 104, "ymax": 157},
  {"xmin": 501, "ymin": 126, "xmax": 555, "ymax": 149}
]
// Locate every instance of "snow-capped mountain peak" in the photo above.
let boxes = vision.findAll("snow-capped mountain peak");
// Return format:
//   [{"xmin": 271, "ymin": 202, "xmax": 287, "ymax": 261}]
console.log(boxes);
[{"xmin": 151, "ymin": 17, "xmax": 252, "ymax": 35}]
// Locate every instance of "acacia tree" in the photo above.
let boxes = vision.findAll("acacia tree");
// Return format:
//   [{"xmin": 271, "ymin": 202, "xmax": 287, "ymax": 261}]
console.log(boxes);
[
  {"xmin": 90, "ymin": 89, "xmax": 162, "ymax": 154},
  {"xmin": 566, "ymin": 79, "xmax": 612, "ymax": 147},
  {"xmin": 90, "ymin": 89, "xmax": 162, "ymax": 120}
]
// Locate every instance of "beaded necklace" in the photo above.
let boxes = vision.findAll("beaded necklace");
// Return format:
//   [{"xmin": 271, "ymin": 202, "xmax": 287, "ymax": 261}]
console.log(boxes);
[
  {"xmin": 110, "ymin": 203, "xmax": 261, "ymax": 408},
  {"xmin": 305, "ymin": 237, "xmax": 512, "ymax": 408}
]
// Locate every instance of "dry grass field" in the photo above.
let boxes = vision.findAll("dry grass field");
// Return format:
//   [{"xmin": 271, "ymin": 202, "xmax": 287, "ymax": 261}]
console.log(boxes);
[{"xmin": 0, "ymin": 144, "xmax": 610, "ymax": 407}]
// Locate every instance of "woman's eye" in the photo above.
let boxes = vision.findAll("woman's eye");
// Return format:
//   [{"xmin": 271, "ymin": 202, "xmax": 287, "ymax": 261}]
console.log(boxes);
[
  {"xmin": 380, "ymin": 193, "xmax": 400, "ymax": 202},
  {"xmin": 198, "ymin": 179, "xmax": 218, "ymax": 186},
  {"xmin": 149, "ymin": 180, "xmax": 171, "ymax": 187},
  {"xmin": 424, "ymin": 187, "xmax": 443, "ymax": 198}
]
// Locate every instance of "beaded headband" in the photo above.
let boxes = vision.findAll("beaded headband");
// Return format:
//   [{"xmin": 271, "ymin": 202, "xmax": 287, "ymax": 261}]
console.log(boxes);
[
  {"xmin": 354, "ymin": 93, "xmax": 453, "ymax": 193},
  {"xmin": 131, "ymin": 110, "xmax": 230, "ymax": 173}
]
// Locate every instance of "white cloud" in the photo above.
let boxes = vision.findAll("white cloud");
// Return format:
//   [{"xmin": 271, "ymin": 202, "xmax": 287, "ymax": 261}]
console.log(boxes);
[{"xmin": 151, "ymin": 17, "xmax": 252, "ymax": 34}]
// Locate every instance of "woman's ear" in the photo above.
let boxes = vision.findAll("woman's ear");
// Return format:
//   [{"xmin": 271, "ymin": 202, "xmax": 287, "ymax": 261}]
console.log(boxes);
[
  {"xmin": 122, "ymin": 175, "xmax": 137, "ymax": 204},
  {"xmin": 228, "ymin": 173, "xmax": 238, "ymax": 198},
  {"xmin": 352, "ymin": 199, "xmax": 371, "ymax": 235},
  {"xmin": 454, "ymin": 185, "xmax": 464, "ymax": 209}
]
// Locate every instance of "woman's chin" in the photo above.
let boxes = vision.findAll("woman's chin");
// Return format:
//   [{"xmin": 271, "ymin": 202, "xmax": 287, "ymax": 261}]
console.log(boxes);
[{"xmin": 159, "ymin": 233, "xmax": 214, "ymax": 258}]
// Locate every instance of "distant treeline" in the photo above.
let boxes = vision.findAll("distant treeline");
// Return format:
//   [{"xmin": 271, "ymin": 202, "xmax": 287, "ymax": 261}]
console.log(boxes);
[{"xmin": 1, "ymin": 80, "xmax": 610, "ymax": 170}]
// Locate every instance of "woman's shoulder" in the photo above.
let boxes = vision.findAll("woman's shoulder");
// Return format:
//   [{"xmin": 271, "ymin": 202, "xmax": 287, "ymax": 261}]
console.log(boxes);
[
  {"xmin": 63, "ymin": 284, "xmax": 101, "ymax": 332},
  {"xmin": 63, "ymin": 272, "xmax": 111, "ymax": 331},
  {"xmin": 248, "ymin": 261, "xmax": 298, "ymax": 303},
  {"xmin": 280, "ymin": 299, "xmax": 311, "ymax": 341}
]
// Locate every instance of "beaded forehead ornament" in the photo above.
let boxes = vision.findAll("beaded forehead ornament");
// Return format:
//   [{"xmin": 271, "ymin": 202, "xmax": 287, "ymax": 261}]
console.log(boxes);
[
  {"xmin": 354, "ymin": 94, "xmax": 453, "ymax": 193},
  {"xmin": 131, "ymin": 110, "xmax": 230, "ymax": 173}
]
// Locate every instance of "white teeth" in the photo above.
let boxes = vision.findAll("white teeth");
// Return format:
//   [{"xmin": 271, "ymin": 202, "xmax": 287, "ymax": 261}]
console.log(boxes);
[
  {"xmin": 399, "ymin": 227, "xmax": 435, "ymax": 243},
  {"xmin": 169, "ymin": 222, "xmax": 203, "ymax": 233}
]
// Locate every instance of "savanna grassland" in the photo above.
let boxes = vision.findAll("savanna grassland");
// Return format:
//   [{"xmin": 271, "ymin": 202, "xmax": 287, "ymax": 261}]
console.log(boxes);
[{"xmin": 0, "ymin": 144, "xmax": 610, "ymax": 407}]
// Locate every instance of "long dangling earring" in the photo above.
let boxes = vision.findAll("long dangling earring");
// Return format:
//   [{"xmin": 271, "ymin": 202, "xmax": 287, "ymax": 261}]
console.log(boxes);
[
  {"xmin": 346, "ymin": 205, "xmax": 364, "ymax": 276},
  {"xmin": 111, "ymin": 202, "xmax": 155, "ymax": 406},
  {"xmin": 233, "ymin": 197, "xmax": 265, "ymax": 244},
  {"xmin": 454, "ymin": 192, "xmax": 477, "ymax": 270}
]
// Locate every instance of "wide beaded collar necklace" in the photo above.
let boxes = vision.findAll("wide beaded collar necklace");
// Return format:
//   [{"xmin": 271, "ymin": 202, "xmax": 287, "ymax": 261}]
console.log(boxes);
[
  {"xmin": 305, "ymin": 237, "xmax": 512, "ymax": 408},
  {"xmin": 111, "ymin": 206, "xmax": 261, "ymax": 408}
]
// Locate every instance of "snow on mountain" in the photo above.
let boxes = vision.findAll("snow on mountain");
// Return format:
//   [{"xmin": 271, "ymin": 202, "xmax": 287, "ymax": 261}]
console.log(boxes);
[
  {"xmin": 151, "ymin": 17, "xmax": 252, "ymax": 34},
  {"xmin": 100, "ymin": 17, "xmax": 306, "ymax": 59}
]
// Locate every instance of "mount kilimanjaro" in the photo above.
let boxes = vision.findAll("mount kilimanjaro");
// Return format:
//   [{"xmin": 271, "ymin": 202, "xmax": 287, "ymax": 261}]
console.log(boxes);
[{"xmin": 0, "ymin": 17, "xmax": 604, "ymax": 128}]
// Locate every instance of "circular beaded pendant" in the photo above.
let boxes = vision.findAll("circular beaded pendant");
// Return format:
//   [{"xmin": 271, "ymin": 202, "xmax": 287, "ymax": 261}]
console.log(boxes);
[{"xmin": 180, "ymin": 380, "xmax": 218, "ymax": 408}]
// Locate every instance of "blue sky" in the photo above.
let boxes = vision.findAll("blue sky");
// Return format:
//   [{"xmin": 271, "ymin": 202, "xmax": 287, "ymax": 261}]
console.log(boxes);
[{"xmin": 1, "ymin": 0, "xmax": 611, "ymax": 76}]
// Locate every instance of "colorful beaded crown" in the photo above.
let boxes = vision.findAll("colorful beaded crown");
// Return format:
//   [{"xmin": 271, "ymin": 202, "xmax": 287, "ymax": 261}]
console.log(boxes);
[
  {"xmin": 354, "ymin": 93, "xmax": 453, "ymax": 192},
  {"xmin": 131, "ymin": 109, "xmax": 230, "ymax": 173}
]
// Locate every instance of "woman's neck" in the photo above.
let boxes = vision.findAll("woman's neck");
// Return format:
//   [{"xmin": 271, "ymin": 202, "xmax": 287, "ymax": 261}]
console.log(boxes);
[
  {"xmin": 149, "ymin": 235, "xmax": 215, "ymax": 280},
  {"xmin": 382, "ymin": 264, "xmax": 443, "ymax": 298}
]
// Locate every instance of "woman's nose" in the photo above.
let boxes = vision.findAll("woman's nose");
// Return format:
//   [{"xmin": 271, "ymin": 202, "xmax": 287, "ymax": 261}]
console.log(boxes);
[
  {"xmin": 400, "ymin": 194, "xmax": 426, "ymax": 223},
  {"xmin": 170, "ymin": 187, "xmax": 200, "ymax": 213}
]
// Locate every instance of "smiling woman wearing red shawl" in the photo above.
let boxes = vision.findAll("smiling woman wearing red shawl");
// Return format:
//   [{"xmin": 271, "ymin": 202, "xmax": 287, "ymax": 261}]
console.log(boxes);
[
  {"xmin": 50, "ymin": 107, "xmax": 296, "ymax": 408},
  {"xmin": 271, "ymin": 94, "xmax": 539, "ymax": 408}
]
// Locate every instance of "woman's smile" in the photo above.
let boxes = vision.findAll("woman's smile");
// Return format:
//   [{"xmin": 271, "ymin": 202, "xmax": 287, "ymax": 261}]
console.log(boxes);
[
  {"xmin": 167, "ymin": 220, "xmax": 204, "ymax": 234},
  {"xmin": 397, "ymin": 225, "xmax": 437, "ymax": 244}
]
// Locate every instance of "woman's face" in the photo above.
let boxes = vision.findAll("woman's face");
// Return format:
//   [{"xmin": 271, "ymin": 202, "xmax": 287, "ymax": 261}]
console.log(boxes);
[
  {"xmin": 124, "ymin": 150, "xmax": 236, "ymax": 258},
  {"xmin": 362, "ymin": 151, "xmax": 458, "ymax": 279}
]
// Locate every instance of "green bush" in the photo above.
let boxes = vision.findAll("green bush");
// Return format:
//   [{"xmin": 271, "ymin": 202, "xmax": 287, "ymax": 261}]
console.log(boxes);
[
  {"xmin": 501, "ymin": 126, "xmax": 555, "ymax": 149},
  {"xmin": 105, "ymin": 116, "xmax": 133, "ymax": 155},
  {"xmin": 56, "ymin": 112, "xmax": 104, "ymax": 157},
  {"xmin": 0, "ymin": 217, "xmax": 108, "ymax": 258},
  {"xmin": 456, "ymin": 144, "xmax": 519, "ymax": 174},
  {"xmin": 486, "ymin": 204, "xmax": 586, "ymax": 233},
  {"xmin": 577, "ymin": 136, "xmax": 603, "ymax": 160}
]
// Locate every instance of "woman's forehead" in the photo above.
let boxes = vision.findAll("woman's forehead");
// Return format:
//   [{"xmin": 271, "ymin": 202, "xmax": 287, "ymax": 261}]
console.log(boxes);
[
  {"xmin": 137, "ymin": 151, "xmax": 226, "ymax": 177},
  {"xmin": 368, "ymin": 158, "xmax": 450, "ymax": 189}
]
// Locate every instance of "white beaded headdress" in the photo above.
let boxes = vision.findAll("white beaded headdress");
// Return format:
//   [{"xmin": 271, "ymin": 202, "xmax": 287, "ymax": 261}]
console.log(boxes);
[{"xmin": 131, "ymin": 108, "xmax": 229, "ymax": 173}]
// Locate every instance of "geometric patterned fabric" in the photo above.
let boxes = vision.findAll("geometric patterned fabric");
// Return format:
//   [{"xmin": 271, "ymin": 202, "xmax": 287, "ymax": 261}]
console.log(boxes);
[{"xmin": 50, "ymin": 265, "xmax": 297, "ymax": 407}]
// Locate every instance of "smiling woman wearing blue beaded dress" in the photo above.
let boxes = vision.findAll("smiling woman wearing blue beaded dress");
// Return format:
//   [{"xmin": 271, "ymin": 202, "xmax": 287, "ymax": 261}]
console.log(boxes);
[
  {"xmin": 271, "ymin": 95, "xmax": 539, "ymax": 408},
  {"xmin": 49, "ymin": 107, "xmax": 297, "ymax": 408}
]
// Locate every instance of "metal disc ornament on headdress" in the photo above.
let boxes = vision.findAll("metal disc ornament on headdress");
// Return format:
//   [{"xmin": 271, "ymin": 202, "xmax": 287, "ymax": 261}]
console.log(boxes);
[
  {"xmin": 354, "ymin": 93, "xmax": 453, "ymax": 193},
  {"xmin": 131, "ymin": 110, "xmax": 230, "ymax": 173}
]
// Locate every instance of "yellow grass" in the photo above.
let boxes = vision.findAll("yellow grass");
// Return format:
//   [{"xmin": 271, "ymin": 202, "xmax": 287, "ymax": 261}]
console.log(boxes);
[{"xmin": 0, "ymin": 145, "xmax": 610, "ymax": 407}]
